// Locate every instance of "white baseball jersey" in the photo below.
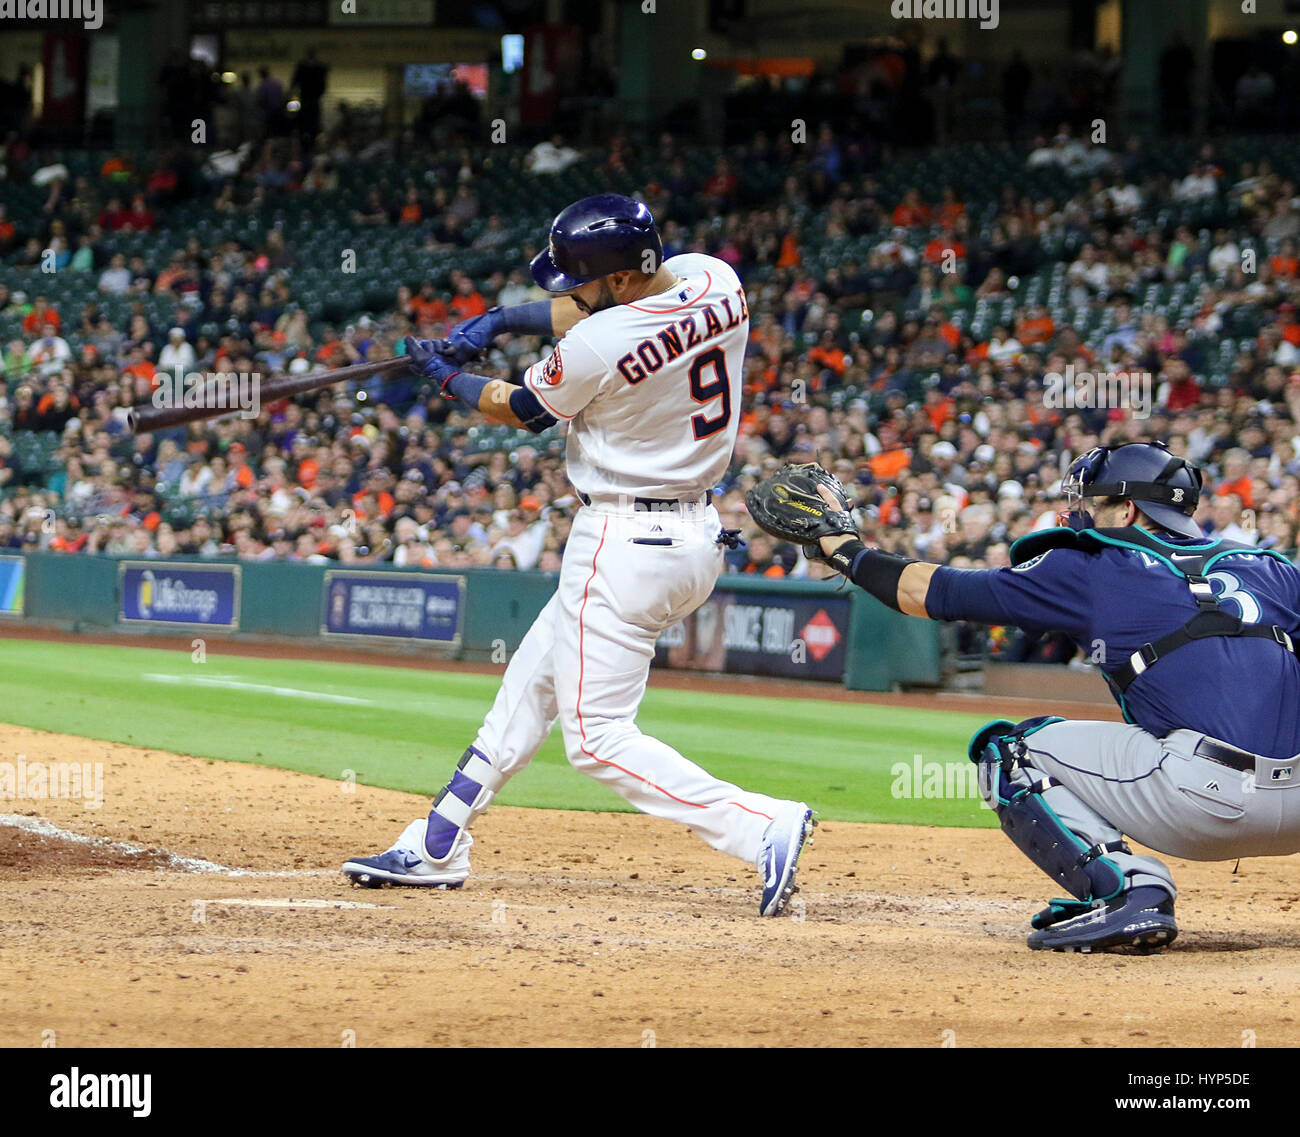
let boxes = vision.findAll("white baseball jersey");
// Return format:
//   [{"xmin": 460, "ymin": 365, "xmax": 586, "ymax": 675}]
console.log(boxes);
[{"xmin": 522, "ymin": 253, "xmax": 749, "ymax": 499}]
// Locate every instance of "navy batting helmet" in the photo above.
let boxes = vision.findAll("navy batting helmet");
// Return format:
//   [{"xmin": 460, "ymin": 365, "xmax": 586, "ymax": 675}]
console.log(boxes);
[
  {"xmin": 529, "ymin": 194, "xmax": 664, "ymax": 293},
  {"xmin": 1061, "ymin": 441, "xmax": 1204, "ymax": 538}
]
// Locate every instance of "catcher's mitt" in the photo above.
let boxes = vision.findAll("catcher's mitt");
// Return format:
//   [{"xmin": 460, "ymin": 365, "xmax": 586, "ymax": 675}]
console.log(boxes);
[{"xmin": 744, "ymin": 463, "xmax": 857, "ymax": 548}]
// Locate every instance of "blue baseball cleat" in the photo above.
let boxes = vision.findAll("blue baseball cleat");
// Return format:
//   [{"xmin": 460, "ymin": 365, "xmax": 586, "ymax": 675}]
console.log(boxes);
[
  {"xmin": 342, "ymin": 818, "xmax": 471, "ymax": 889},
  {"xmin": 757, "ymin": 802, "xmax": 815, "ymax": 917},
  {"xmin": 1026, "ymin": 885, "xmax": 1177, "ymax": 953}
]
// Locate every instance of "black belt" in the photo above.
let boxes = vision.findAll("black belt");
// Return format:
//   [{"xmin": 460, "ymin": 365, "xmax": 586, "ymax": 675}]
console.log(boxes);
[
  {"xmin": 1193, "ymin": 737, "xmax": 1257, "ymax": 773},
  {"xmin": 577, "ymin": 491, "xmax": 712, "ymax": 510}
]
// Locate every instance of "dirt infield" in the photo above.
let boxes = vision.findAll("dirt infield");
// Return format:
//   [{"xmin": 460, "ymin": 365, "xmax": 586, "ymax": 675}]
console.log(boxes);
[{"xmin": 3, "ymin": 723, "xmax": 1298, "ymax": 1048}]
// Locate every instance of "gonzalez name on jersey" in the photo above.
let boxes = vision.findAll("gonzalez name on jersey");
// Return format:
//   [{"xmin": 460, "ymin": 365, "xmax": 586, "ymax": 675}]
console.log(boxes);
[{"xmin": 521, "ymin": 253, "xmax": 750, "ymax": 501}]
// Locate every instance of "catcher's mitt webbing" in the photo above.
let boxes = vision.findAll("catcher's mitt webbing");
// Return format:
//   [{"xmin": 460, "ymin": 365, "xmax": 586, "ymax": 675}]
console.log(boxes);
[{"xmin": 743, "ymin": 463, "xmax": 858, "ymax": 546}]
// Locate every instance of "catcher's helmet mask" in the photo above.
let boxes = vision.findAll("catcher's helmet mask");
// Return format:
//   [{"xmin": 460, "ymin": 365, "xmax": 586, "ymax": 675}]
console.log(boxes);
[
  {"xmin": 530, "ymin": 193, "xmax": 665, "ymax": 294},
  {"xmin": 1061, "ymin": 442, "xmax": 1204, "ymax": 538}
]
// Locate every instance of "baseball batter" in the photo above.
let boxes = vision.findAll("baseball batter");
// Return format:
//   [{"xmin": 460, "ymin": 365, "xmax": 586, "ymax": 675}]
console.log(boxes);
[
  {"xmin": 344, "ymin": 194, "xmax": 813, "ymax": 915},
  {"xmin": 747, "ymin": 448, "xmax": 1300, "ymax": 952}
]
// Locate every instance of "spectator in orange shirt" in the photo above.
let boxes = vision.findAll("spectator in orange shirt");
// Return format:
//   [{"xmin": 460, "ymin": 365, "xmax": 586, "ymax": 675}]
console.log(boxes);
[
  {"xmin": 296, "ymin": 456, "xmax": 320, "ymax": 490},
  {"xmin": 124, "ymin": 345, "xmax": 158, "ymax": 390},
  {"xmin": 1271, "ymin": 239, "xmax": 1299, "ymax": 279},
  {"xmin": 315, "ymin": 327, "xmax": 348, "ymax": 367},
  {"xmin": 923, "ymin": 388, "xmax": 954, "ymax": 431},
  {"xmin": 807, "ymin": 330, "xmax": 848, "ymax": 379},
  {"xmin": 1214, "ymin": 448, "xmax": 1254, "ymax": 508},
  {"xmin": 1024, "ymin": 384, "xmax": 1062, "ymax": 430},
  {"xmin": 776, "ymin": 231, "xmax": 800, "ymax": 268},
  {"xmin": 398, "ymin": 187, "xmax": 423, "ymax": 226},
  {"xmin": 352, "ymin": 471, "xmax": 396, "ymax": 518},
  {"xmin": 409, "ymin": 280, "xmax": 449, "ymax": 327},
  {"xmin": 152, "ymin": 251, "xmax": 191, "ymax": 296},
  {"xmin": 36, "ymin": 384, "xmax": 80, "ymax": 432},
  {"xmin": 869, "ymin": 445, "xmax": 912, "ymax": 482},
  {"xmin": 750, "ymin": 313, "xmax": 784, "ymax": 363},
  {"xmin": 1276, "ymin": 303, "xmax": 1300, "ymax": 346},
  {"xmin": 21, "ymin": 296, "xmax": 59, "ymax": 336},
  {"xmin": 1016, "ymin": 303, "xmax": 1056, "ymax": 345},
  {"xmin": 923, "ymin": 226, "xmax": 966, "ymax": 266},
  {"xmin": 937, "ymin": 185, "xmax": 966, "ymax": 228},
  {"xmin": 449, "ymin": 276, "xmax": 487, "ymax": 321},
  {"xmin": 892, "ymin": 188, "xmax": 932, "ymax": 228},
  {"xmin": 49, "ymin": 521, "xmax": 88, "ymax": 553},
  {"xmin": 223, "ymin": 442, "xmax": 255, "ymax": 489},
  {"xmin": 868, "ymin": 424, "xmax": 912, "ymax": 482},
  {"xmin": 742, "ymin": 531, "xmax": 793, "ymax": 577}
]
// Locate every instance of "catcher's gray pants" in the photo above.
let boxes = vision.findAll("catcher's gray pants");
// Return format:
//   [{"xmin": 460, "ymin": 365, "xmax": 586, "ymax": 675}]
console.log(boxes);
[{"xmin": 1008, "ymin": 721, "xmax": 1300, "ymax": 898}]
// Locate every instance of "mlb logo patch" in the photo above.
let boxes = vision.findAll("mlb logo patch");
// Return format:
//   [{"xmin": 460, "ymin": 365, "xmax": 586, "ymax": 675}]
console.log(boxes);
[
  {"xmin": 1271, "ymin": 766, "xmax": 1294, "ymax": 782},
  {"xmin": 539, "ymin": 348, "xmax": 564, "ymax": 386}
]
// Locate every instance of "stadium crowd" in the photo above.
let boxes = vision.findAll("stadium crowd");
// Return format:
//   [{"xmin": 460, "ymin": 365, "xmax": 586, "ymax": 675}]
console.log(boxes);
[{"xmin": 2, "ymin": 120, "xmax": 1300, "ymax": 669}]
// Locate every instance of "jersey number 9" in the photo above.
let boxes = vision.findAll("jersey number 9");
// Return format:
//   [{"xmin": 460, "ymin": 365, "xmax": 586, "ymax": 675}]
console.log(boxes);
[{"xmin": 689, "ymin": 347, "xmax": 732, "ymax": 440}]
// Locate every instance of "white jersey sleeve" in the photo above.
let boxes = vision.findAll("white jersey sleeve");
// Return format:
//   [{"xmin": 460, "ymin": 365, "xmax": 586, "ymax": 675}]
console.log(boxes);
[{"xmin": 521, "ymin": 329, "xmax": 609, "ymax": 421}]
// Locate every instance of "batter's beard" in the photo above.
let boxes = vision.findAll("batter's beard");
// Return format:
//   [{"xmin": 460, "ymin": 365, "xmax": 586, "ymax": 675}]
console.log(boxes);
[{"xmin": 573, "ymin": 281, "xmax": 617, "ymax": 315}]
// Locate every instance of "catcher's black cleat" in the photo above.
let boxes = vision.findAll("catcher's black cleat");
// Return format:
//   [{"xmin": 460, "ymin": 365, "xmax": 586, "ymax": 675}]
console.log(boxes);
[{"xmin": 1026, "ymin": 885, "xmax": 1177, "ymax": 954}]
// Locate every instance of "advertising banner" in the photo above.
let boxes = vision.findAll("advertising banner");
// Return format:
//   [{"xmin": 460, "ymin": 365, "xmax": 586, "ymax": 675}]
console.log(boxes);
[
  {"xmin": 321, "ymin": 571, "xmax": 463, "ymax": 647},
  {"xmin": 655, "ymin": 590, "xmax": 850, "ymax": 680},
  {"xmin": 0, "ymin": 556, "xmax": 24, "ymax": 617},
  {"xmin": 119, "ymin": 562, "xmax": 240, "ymax": 628}
]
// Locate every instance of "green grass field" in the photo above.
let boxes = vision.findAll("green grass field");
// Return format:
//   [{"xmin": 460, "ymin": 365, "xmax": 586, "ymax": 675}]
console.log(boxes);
[{"xmin": 0, "ymin": 638, "xmax": 999, "ymax": 827}]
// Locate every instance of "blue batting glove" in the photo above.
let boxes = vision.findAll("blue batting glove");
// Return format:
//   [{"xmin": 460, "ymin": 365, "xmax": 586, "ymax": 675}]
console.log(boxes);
[
  {"xmin": 403, "ymin": 336, "xmax": 460, "ymax": 394},
  {"xmin": 440, "ymin": 306, "xmax": 506, "ymax": 365}
]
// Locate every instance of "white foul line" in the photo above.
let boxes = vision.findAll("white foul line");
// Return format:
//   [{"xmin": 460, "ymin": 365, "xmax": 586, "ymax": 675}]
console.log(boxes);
[
  {"xmin": 0, "ymin": 812, "xmax": 332, "ymax": 877},
  {"xmin": 142, "ymin": 673, "xmax": 373, "ymax": 705}
]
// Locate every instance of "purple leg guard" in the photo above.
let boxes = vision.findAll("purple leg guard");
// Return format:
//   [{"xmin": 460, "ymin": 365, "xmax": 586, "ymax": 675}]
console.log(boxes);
[{"xmin": 425, "ymin": 745, "xmax": 500, "ymax": 860}]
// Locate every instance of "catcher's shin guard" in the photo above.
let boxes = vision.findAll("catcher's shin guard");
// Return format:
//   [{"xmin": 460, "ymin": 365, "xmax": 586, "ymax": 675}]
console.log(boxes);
[
  {"xmin": 969, "ymin": 717, "xmax": 1128, "ymax": 906},
  {"xmin": 425, "ymin": 745, "xmax": 505, "ymax": 861}
]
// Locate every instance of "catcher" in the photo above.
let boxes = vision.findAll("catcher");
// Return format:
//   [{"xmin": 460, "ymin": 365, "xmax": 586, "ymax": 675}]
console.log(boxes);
[{"xmin": 746, "ymin": 450, "xmax": 1300, "ymax": 952}]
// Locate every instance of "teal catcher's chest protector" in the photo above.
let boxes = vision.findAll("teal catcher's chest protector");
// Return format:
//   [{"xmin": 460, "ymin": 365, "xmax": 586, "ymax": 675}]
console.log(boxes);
[{"xmin": 1009, "ymin": 526, "xmax": 1300, "ymax": 695}]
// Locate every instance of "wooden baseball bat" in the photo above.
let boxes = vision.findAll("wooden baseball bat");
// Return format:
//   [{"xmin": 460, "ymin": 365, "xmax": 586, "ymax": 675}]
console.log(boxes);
[{"xmin": 126, "ymin": 355, "xmax": 411, "ymax": 433}]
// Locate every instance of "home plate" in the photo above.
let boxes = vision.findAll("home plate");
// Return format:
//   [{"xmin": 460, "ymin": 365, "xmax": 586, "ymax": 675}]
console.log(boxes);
[{"xmin": 203, "ymin": 898, "xmax": 396, "ymax": 910}]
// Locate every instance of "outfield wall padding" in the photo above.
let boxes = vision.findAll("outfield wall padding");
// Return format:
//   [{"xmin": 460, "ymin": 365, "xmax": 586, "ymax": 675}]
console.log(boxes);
[{"xmin": 9, "ymin": 553, "xmax": 942, "ymax": 690}]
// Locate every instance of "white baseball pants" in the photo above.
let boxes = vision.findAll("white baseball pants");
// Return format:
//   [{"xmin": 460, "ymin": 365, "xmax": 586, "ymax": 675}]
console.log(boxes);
[{"xmin": 450, "ymin": 501, "xmax": 784, "ymax": 864}]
